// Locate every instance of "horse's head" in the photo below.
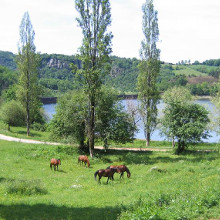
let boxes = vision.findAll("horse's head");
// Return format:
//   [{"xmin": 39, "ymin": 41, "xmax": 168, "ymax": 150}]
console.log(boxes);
[
  {"xmin": 57, "ymin": 159, "xmax": 61, "ymax": 165},
  {"xmin": 125, "ymin": 166, "xmax": 131, "ymax": 178}
]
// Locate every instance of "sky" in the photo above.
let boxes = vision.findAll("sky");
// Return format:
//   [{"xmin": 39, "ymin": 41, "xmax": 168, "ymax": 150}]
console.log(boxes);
[{"xmin": 0, "ymin": 0, "xmax": 220, "ymax": 64}]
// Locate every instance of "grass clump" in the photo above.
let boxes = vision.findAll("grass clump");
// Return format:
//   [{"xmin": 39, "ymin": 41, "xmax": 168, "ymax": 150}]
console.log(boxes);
[
  {"xmin": 6, "ymin": 179, "xmax": 48, "ymax": 196},
  {"xmin": 119, "ymin": 188, "xmax": 220, "ymax": 220}
]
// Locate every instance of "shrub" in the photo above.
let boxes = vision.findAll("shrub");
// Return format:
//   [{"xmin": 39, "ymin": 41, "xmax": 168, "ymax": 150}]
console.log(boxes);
[
  {"xmin": 6, "ymin": 179, "xmax": 48, "ymax": 196},
  {"xmin": 0, "ymin": 100, "xmax": 25, "ymax": 130},
  {"xmin": 31, "ymin": 122, "xmax": 46, "ymax": 132}
]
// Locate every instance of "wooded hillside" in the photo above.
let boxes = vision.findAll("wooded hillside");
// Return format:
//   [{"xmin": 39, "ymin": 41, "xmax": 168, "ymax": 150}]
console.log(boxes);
[{"xmin": 0, "ymin": 50, "xmax": 219, "ymax": 96}]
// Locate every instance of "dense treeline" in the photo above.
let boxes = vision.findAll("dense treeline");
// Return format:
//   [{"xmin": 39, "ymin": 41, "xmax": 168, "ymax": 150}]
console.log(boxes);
[
  {"xmin": 0, "ymin": 65, "xmax": 18, "ymax": 95},
  {"xmin": 0, "ymin": 50, "xmax": 219, "ymax": 97}
]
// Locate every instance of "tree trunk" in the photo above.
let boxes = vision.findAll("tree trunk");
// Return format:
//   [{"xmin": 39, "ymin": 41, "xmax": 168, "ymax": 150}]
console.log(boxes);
[
  {"xmin": 172, "ymin": 137, "xmax": 175, "ymax": 148},
  {"xmin": 176, "ymin": 140, "xmax": 185, "ymax": 154},
  {"xmin": 88, "ymin": 101, "xmax": 95, "ymax": 158},
  {"xmin": 26, "ymin": 103, "xmax": 30, "ymax": 136},
  {"xmin": 146, "ymin": 132, "xmax": 150, "ymax": 147}
]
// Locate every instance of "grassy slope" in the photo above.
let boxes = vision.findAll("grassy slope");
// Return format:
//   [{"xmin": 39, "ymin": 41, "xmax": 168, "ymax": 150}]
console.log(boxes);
[
  {"xmin": 0, "ymin": 121, "xmax": 51, "ymax": 142},
  {"xmin": 173, "ymin": 66, "xmax": 207, "ymax": 76},
  {"xmin": 0, "ymin": 140, "xmax": 219, "ymax": 220}
]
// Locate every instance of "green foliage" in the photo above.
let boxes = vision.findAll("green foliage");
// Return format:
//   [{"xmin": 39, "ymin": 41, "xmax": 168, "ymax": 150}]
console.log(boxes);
[
  {"xmin": 212, "ymin": 82, "xmax": 220, "ymax": 134},
  {"xmin": 104, "ymin": 56, "xmax": 139, "ymax": 93},
  {"xmin": 188, "ymin": 82, "xmax": 218, "ymax": 96},
  {"xmin": 138, "ymin": 60, "xmax": 160, "ymax": 145},
  {"xmin": 202, "ymin": 58, "xmax": 220, "ymax": 66},
  {"xmin": 16, "ymin": 12, "xmax": 42, "ymax": 135},
  {"xmin": 1, "ymin": 49, "xmax": 220, "ymax": 96},
  {"xmin": 0, "ymin": 100, "xmax": 26, "ymax": 130},
  {"xmin": 96, "ymin": 86, "xmax": 136, "ymax": 147},
  {"xmin": 138, "ymin": 0, "xmax": 160, "ymax": 146},
  {"xmin": 0, "ymin": 65, "xmax": 18, "ymax": 95},
  {"xmin": 75, "ymin": 0, "xmax": 113, "ymax": 156},
  {"xmin": 0, "ymin": 50, "xmax": 16, "ymax": 69},
  {"xmin": 1, "ymin": 84, "xmax": 18, "ymax": 102},
  {"xmin": 49, "ymin": 91, "xmax": 87, "ymax": 147},
  {"xmin": 162, "ymin": 86, "xmax": 192, "ymax": 104},
  {"xmin": 50, "ymin": 88, "xmax": 136, "ymax": 149},
  {"xmin": 161, "ymin": 88, "xmax": 210, "ymax": 153}
]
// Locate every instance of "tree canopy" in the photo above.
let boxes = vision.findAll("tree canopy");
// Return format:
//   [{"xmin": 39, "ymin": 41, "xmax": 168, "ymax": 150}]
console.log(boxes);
[{"xmin": 161, "ymin": 87, "xmax": 210, "ymax": 153}]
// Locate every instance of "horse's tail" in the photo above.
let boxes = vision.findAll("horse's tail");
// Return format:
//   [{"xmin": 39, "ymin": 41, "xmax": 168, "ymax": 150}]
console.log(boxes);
[{"xmin": 94, "ymin": 170, "xmax": 99, "ymax": 181}]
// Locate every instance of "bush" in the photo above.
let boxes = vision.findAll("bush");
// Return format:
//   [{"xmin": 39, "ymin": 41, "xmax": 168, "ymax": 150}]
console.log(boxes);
[
  {"xmin": 6, "ymin": 179, "xmax": 48, "ymax": 196},
  {"xmin": 31, "ymin": 122, "xmax": 46, "ymax": 132},
  {"xmin": 0, "ymin": 100, "xmax": 25, "ymax": 130}
]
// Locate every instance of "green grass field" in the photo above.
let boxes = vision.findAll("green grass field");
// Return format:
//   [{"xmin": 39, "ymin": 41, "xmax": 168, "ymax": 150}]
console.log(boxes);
[
  {"xmin": 0, "ymin": 139, "xmax": 219, "ymax": 220},
  {"xmin": 0, "ymin": 121, "xmax": 51, "ymax": 142}
]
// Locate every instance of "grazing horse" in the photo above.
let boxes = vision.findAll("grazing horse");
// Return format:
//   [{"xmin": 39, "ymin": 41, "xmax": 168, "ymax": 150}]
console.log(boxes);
[
  {"xmin": 106, "ymin": 165, "xmax": 131, "ymax": 178},
  {"xmin": 50, "ymin": 158, "xmax": 61, "ymax": 171},
  {"xmin": 94, "ymin": 168, "xmax": 120, "ymax": 184},
  {"xmin": 78, "ymin": 155, "xmax": 90, "ymax": 168}
]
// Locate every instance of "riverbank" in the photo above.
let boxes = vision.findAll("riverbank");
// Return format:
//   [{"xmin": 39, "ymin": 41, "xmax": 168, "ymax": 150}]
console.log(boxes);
[{"xmin": 41, "ymin": 95, "xmax": 213, "ymax": 104}]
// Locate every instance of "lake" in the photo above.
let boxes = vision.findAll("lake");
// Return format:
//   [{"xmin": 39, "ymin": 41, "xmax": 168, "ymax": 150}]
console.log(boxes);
[{"xmin": 43, "ymin": 99, "xmax": 220, "ymax": 143}]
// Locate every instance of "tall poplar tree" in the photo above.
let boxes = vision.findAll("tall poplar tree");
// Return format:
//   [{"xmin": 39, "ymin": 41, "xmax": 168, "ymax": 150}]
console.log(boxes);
[
  {"xmin": 75, "ymin": 0, "xmax": 113, "ymax": 157},
  {"xmin": 138, "ymin": 0, "xmax": 160, "ymax": 146},
  {"xmin": 17, "ymin": 12, "xmax": 40, "ymax": 136}
]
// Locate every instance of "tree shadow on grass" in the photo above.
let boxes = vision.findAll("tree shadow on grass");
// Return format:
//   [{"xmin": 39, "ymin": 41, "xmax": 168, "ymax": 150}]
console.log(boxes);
[
  {"xmin": 0, "ymin": 204, "xmax": 121, "ymax": 220},
  {"xmin": 94, "ymin": 149, "xmax": 219, "ymax": 165},
  {"xmin": 0, "ymin": 177, "xmax": 6, "ymax": 183},
  {"xmin": 15, "ymin": 130, "xmax": 42, "ymax": 138},
  {"xmin": 95, "ymin": 149, "xmax": 154, "ymax": 165}
]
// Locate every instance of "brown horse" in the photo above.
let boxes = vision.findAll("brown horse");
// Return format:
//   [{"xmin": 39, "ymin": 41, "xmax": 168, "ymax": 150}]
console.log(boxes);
[
  {"xmin": 78, "ymin": 155, "xmax": 90, "ymax": 168},
  {"xmin": 106, "ymin": 165, "xmax": 131, "ymax": 178},
  {"xmin": 50, "ymin": 158, "xmax": 61, "ymax": 171},
  {"xmin": 94, "ymin": 168, "xmax": 120, "ymax": 184}
]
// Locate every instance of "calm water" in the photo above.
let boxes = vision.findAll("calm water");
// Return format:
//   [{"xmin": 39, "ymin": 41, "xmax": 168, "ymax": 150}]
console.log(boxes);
[{"xmin": 43, "ymin": 99, "xmax": 220, "ymax": 143}]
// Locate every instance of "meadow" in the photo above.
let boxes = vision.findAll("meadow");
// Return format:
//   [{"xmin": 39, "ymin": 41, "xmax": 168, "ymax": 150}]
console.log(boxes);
[{"xmin": 0, "ymin": 138, "xmax": 219, "ymax": 220}]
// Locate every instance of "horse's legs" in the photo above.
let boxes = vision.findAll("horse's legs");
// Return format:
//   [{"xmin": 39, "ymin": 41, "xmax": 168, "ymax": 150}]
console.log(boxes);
[
  {"xmin": 120, "ymin": 172, "xmax": 124, "ymax": 178},
  {"xmin": 98, "ymin": 176, "xmax": 101, "ymax": 184},
  {"xmin": 57, "ymin": 165, "xmax": 58, "ymax": 171},
  {"xmin": 107, "ymin": 177, "xmax": 109, "ymax": 184}
]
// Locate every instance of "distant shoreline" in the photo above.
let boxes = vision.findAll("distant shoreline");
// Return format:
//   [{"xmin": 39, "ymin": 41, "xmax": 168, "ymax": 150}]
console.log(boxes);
[
  {"xmin": 41, "ymin": 95, "xmax": 212, "ymax": 105},
  {"xmin": 194, "ymin": 95, "xmax": 211, "ymax": 100}
]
